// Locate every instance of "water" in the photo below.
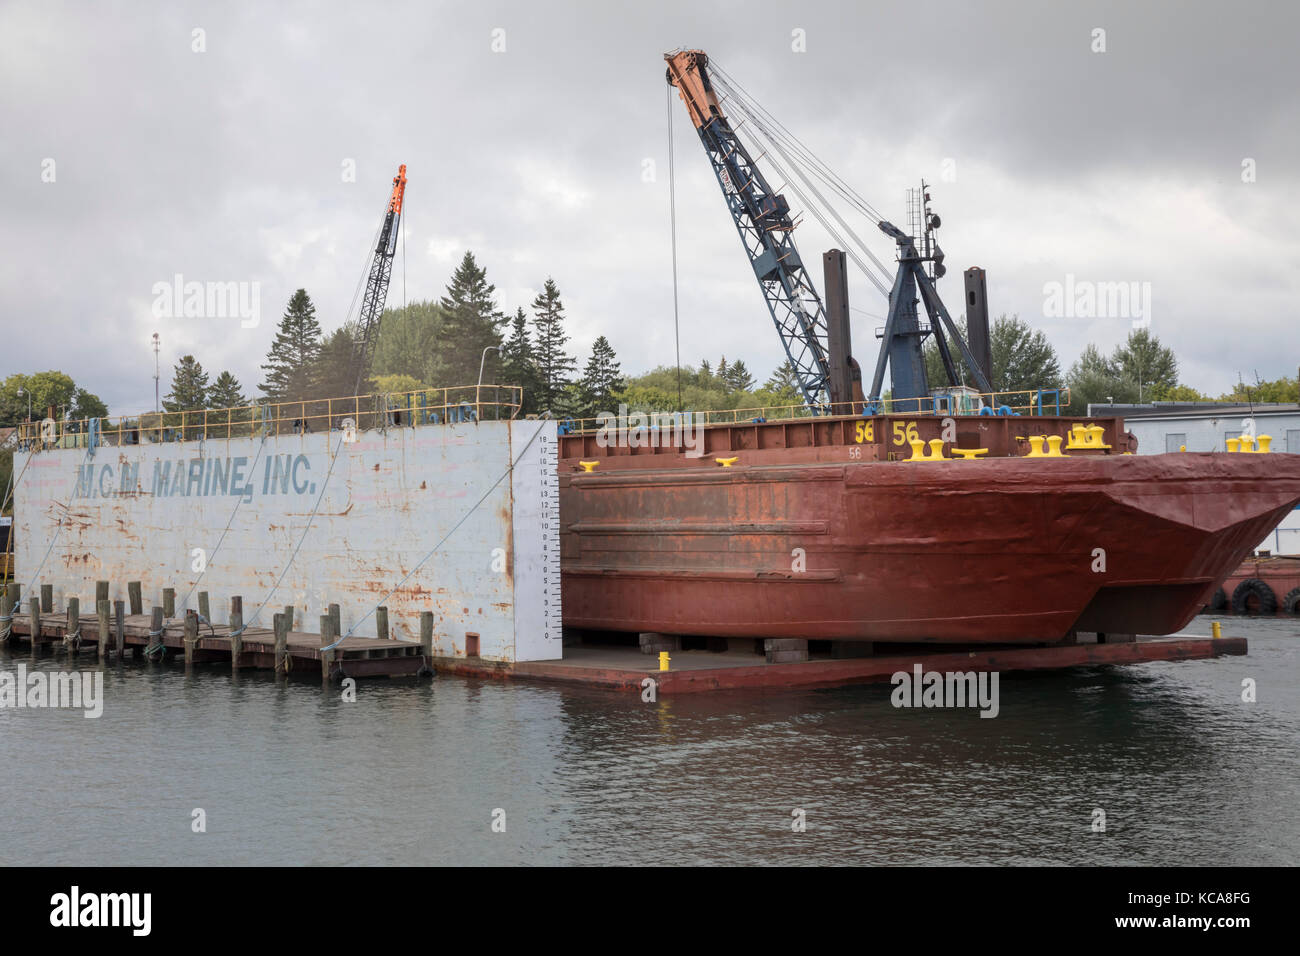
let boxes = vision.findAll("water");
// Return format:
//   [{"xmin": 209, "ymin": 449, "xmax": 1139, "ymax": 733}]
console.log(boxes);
[{"xmin": 2, "ymin": 616, "xmax": 1296, "ymax": 865}]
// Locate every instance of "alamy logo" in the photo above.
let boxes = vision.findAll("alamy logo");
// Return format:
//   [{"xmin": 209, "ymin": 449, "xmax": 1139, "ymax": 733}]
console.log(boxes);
[
  {"xmin": 891, "ymin": 664, "xmax": 1000, "ymax": 718},
  {"xmin": 50, "ymin": 887, "xmax": 150, "ymax": 936},
  {"xmin": 0, "ymin": 665, "xmax": 103, "ymax": 718},
  {"xmin": 1042, "ymin": 273, "xmax": 1151, "ymax": 328},
  {"xmin": 151, "ymin": 273, "xmax": 260, "ymax": 328},
  {"xmin": 595, "ymin": 405, "xmax": 705, "ymax": 458}
]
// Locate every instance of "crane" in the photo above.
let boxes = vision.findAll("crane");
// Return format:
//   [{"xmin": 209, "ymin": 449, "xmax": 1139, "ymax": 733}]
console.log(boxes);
[
  {"xmin": 665, "ymin": 50, "xmax": 992, "ymax": 413},
  {"xmin": 665, "ymin": 51, "xmax": 832, "ymax": 409},
  {"xmin": 348, "ymin": 163, "xmax": 407, "ymax": 396}
]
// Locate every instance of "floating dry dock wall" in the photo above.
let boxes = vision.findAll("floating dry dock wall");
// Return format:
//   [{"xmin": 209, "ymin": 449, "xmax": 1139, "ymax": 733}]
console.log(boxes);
[{"xmin": 13, "ymin": 419, "xmax": 560, "ymax": 663}]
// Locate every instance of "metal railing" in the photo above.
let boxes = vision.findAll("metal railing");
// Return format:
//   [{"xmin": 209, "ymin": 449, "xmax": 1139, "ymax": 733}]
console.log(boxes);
[
  {"xmin": 14, "ymin": 384, "xmax": 523, "ymax": 450},
  {"xmin": 555, "ymin": 386, "xmax": 1072, "ymax": 435}
]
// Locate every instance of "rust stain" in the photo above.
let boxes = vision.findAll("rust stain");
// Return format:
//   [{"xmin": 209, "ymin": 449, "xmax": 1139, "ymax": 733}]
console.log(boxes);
[{"xmin": 419, "ymin": 480, "xmax": 427, "ymax": 489}]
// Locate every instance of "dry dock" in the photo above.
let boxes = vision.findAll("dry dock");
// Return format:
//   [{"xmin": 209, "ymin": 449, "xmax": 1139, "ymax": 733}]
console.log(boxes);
[{"xmin": 420, "ymin": 633, "xmax": 1246, "ymax": 694}]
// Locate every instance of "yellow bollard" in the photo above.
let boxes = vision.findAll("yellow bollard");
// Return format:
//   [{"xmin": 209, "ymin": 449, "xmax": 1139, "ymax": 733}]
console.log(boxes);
[
  {"xmin": 578, "ymin": 460, "xmax": 600, "ymax": 472},
  {"xmin": 1025, "ymin": 435, "xmax": 1047, "ymax": 458},
  {"xmin": 1256, "ymin": 435, "xmax": 1273, "ymax": 454},
  {"xmin": 1044, "ymin": 435, "xmax": 1068, "ymax": 457},
  {"xmin": 658, "ymin": 650, "xmax": 670, "ymax": 671},
  {"xmin": 1211, "ymin": 621, "xmax": 1221, "ymax": 640},
  {"xmin": 1226, "ymin": 437, "xmax": 1240, "ymax": 453},
  {"xmin": 715, "ymin": 456, "xmax": 739, "ymax": 467}
]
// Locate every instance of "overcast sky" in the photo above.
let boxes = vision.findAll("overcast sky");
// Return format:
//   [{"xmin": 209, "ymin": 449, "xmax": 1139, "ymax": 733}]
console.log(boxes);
[{"xmin": 1, "ymin": 0, "xmax": 1296, "ymax": 416}]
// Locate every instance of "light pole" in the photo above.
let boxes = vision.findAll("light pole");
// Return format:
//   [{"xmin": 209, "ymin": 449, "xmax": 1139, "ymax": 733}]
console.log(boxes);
[
  {"xmin": 16, "ymin": 387, "xmax": 30, "ymax": 421},
  {"xmin": 152, "ymin": 332, "xmax": 161, "ymax": 413},
  {"xmin": 477, "ymin": 345, "xmax": 503, "ymax": 390}
]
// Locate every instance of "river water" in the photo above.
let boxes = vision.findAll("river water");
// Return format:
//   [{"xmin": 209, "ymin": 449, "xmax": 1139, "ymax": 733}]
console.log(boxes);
[{"xmin": 1, "ymin": 616, "xmax": 1296, "ymax": 866}]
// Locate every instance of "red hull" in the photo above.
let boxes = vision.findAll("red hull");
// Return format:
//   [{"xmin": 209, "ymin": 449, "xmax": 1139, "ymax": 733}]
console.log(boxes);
[{"xmin": 558, "ymin": 416, "xmax": 1300, "ymax": 643}]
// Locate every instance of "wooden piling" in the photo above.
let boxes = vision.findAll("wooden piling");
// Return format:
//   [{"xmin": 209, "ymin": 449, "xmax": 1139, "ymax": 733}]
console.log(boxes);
[
  {"xmin": 95, "ymin": 580, "xmax": 109, "ymax": 605},
  {"xmin": 283, "ymin": 605, "xmax": 294, "ymax": 631},
  {"xmin": 376, "ymin": 606, "xmax": 389, "ymax": 641},
  {"xmin": 198, "ymin": 591, "xmax": 210, "ymax": 623},
  {"xmin": 419, "ymin": 611, "xmax": 434, "ymax": 676},
  {"xmin": 320, "ymin": 614, "xmax": 334, "ymax": 682},
  {"xmin": 128, "ymin": 581, "xmax": 142, "ymax": 616},
  {"xmin": 6, "ymin": 582, "xmax": 20, "ymax": 607},
  {"xmin": 273, "ymin": 612, "xmax": 288, "ymax": 677},
  {"xmin": 229, "ymin": 596, "xmax": 243, "ymax": 671},
  {"xmin": 183, "ymin": 610, "xmax": 199, "ymax": 666},
  {"xmin": 97, "ymin": 600, "xmax": 110, "ymax": 661},
  {"xmin": 147, "ymin": 606, "xmax": 164, "ymax": 659},
  {"xmin": 66, "ymin": 596, "xmax": 80, "ymax": 653},
  {"xmin": 28, "ymin": 597, "xmax": 40, "ymax": 649},
  {"xmin": 329, "ymin": 603, "xmax": 341, "ymax": 637},
  {"xmin": 163, "ymin": 587, "xmax": 175, "ymax": 617},
  {"xmin": 114, "ymin": 600, "xmax": 125, "ymax": 657},
  {"xmin": 40, "ymin": 584, "xmax": 52, "ymax": 613}
]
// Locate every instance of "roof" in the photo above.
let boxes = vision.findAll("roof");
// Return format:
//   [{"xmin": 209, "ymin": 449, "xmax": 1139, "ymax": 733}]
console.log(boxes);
[{"xmin": 1089, "ymin": 402, "xmax": 1300, "ymax": 421}]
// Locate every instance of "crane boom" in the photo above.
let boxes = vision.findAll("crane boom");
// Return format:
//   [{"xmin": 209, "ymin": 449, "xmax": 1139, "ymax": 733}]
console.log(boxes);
[
  {"xmin": 349, "ymin": 163, "xmax": 407, "ymax": 395},
  {"xmin": 665, "ymin": 50, "xmax": 831, "ymax": 409}
]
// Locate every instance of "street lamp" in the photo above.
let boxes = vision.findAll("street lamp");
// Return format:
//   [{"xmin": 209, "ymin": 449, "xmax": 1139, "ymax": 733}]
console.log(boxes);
[
  {"xmin": 477, "ymin": 345, "xmax": 503, "ymax": 389},
  {"xmin": 16, "ymin": 387, "xmax": 31, "ymax": 421},
  {"xmin": 152, "ymin": 332, "xmax": 161, "ymax": 413}
]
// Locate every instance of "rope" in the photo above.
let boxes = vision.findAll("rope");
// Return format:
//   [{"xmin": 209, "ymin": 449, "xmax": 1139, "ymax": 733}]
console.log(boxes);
[
  {"xmin": 145, "ymin": 625, "xmax": 166, "ymax": 660},
  {"xmin": 321, "ymin": 420, "xmax": 550, "ymax": 652}
]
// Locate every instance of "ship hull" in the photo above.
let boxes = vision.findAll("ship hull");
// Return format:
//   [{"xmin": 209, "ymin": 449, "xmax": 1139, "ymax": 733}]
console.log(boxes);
[{"xmin": 559, "ymin": 450, "xmax": 1300, "ymax": 643}]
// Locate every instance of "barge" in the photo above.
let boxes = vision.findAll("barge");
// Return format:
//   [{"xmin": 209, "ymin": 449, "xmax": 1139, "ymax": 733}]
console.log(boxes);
[{"xmin": 558, "ymin": 409, "xmax": 1300, "ymax": 645}]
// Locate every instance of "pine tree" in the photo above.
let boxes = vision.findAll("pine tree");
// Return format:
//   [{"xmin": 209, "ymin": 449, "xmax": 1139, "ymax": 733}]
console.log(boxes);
[
  {"xmin": 314, "ymin": 323, "xmax": 361, "ymax": 398},
  {"xmin": 531, "ymin": 277, "xmax": 576, "ymax": 412},
  {"xmin": 763, "ymin": 360, "xmax": 799, "ymax": 398},
  {"xmin": 163, "ymin": 355, "xmax": 209, "ymax": 411},
  {"xmin": 502, "ymin": 306, "xmax": 540, "ymax": 415},
  {"xmin": 207, "ymin": 371, "xmax": 247, "ymax": 409},
  {"xmin": 717, "ymin": 356, "xmax": 730, "ymax": 391},
  {"xmin": 578, "ymin": 335, "xmax": 624, "ymax": 417},
  {"xmin": 699, "ymin": 358, "xmax": 712, "ymax": 381},
  {"xmin": 435, "ymin": 252, "xmax": 507, "ymax": 384},
  {"xmin": 726, "ymin": 358, "xmax": 755, "ymax": 393},
  {"xmin": 260, "ymin": 289, "xmax": 323, "ymax": 402}
]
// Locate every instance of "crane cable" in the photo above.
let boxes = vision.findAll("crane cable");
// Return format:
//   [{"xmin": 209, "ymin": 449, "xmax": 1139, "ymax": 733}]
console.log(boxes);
[
  {"xmin": 667, "ymin": 83, "xmax": 683, "ymax": 411},
  {"xmin": 708, "ymin": 61, "xmax": 898, "ymax": 295}
]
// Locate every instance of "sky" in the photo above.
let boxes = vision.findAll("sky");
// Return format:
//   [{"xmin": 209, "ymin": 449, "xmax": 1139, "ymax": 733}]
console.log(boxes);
[{"xmin": 1, "ymin": 0, "xmax": 1297, "ymax": 417}]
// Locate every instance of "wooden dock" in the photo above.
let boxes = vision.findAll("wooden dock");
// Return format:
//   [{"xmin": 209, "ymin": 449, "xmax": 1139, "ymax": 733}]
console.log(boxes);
[{"xmin": 0, "ymin": 583, "xmax": 428, "ymax": 680}]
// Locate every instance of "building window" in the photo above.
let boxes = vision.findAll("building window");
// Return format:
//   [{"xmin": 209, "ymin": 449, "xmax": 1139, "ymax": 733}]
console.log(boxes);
[
  {"xmin": 1165, "ymin": 433, "xmax": 1187, "ymax": 453},
  {"xmin": 1288, "ymin": 429, "xmax": 1300, "ymax": 454}
]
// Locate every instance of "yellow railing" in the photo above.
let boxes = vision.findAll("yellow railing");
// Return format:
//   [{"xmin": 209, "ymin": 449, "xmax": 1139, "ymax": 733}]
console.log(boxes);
[
  {"xmin": 557, "ymin": 387, "xmax": 1072, "ymax": 434},
  {"xmin": 15, "ymin": 384, "xmax": 523, "ymax": 449}
]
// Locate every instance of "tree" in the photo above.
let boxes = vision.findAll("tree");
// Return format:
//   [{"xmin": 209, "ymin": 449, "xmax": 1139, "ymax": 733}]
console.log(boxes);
[
  {"xmin": 501, "ymin": 306, "xmax": 541, "ymax": 414},
  {"xmin": 163, "ymin": 355, "xmax": 209, "ymax": 411},
  {"xmin": 207, "ymin": 371, "xmax": 248, "ymax": 409},
  {"xmin": 435, "ymin": 252, "xmax": 507, "ymax": 384},
  {"xmin": 1, "ymin": 371, "xmax": 107, "ymax": 424},
  {"xmin": 314, "ymin": 322, "xmax": 361, "ymax": 399},
  {"xmin": 205, "ymin": 370, "xmax": 250, "ymax": 436},
  {"xmin": 763, "ymin": 360, "xmax": 801, "ymax": 404},
  {"xmin": 990, "ymin": 315, "xmax": 1061, "ymax": 394},
  {"xmin": 578, "ymin": 335, "xmax": 624, "ymax": 417},
  {"xmin": 260, "ymin": 289, "xmax": 324, "ymax": 402},
  {"xmin": 1113, "ymin": 327, "xmax": 1177, "ymax": 398},
  {"xmin": 724, "ymin": 358, "xmax": 756, "ymax": 393},
  {"xmin": 531, "ymin": 277, "xmax": 576, "ymax": 411},
  {"xmin": 716, "ymin": 356, "xmax": 730, "ymax": 388},
  {"xmin": 1218, "ymin": 375, "xmax": 1298, "ymax": 404},
  {"xmin": 923, "ymin": 314, "xmax": 1061, "ymax": 398},
  {"xmin": 370, "ymin": 300, "xmax": 443, "ymax": 384}
]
